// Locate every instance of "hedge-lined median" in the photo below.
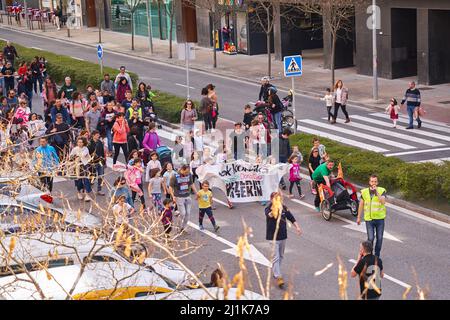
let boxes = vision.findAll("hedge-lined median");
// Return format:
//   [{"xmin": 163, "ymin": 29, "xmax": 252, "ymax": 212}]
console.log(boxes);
[
  {"xmin": 289, "ymin": 133, "xmax": 450, "ymax": 204},
  {"xmin": 6, "ymin": 41, "xmax": 447, "ymax": 207},
  {"xmin": 2, "ymin": 40, "xmax": 196, "ymax": 124},
  {"xmin": 0, "ymin": 40, "xmax": 139, "ymax": 94}
]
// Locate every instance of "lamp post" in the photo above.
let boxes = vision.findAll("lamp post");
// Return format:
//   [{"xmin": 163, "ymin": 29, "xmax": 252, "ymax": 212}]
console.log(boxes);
[{"xmin": 372, "ymin": 0, "xmax": 378, "ymax": 100}]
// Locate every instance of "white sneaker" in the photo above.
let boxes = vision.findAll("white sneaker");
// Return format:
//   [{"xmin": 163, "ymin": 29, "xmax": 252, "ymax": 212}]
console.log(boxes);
[
  {"xmin": 77, "ymin": 192, "xmax": 84, "ymax": 200},
  {"xmin": 84, "ymin": 193, "xmax": 93, "ymax": 202}
]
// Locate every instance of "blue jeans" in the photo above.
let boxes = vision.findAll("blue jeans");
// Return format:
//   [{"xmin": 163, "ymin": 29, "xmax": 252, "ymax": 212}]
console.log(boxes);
[
  {"xmin": 407, "ymin": 104, "xmax": 420, "ymax": 127},
  {"xmin": 76, "ymin": 177, "xmax": 92, "ymax": 193},
  {"xmin": 366, "ymin": 219, "xmax": 385, "ymax": 257},
  {"xmin": 105, "ymin": 128, "xmax": 113, "ymax": 152},
  {"xmin": 273, "ymin": 111, "xmax": 282, "ymax": 133},
  {"xmin": 95, "ymin": 163, "xmax": 104, "ymax": 191}
]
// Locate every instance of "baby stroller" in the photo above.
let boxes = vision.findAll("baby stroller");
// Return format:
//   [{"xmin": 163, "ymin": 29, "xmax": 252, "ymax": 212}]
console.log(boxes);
[
  {"xmin": 156, "ymin": 145, "xmax": 172, "ymax": 168},
  {"xmin": 318, "ymin": 177, "xmax": 359, "ymax": 221}
]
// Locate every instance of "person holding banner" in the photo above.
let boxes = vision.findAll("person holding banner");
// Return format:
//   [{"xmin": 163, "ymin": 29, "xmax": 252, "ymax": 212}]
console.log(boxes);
[{"xmin": 265, "ymin": 192, "xmax": 302, "ymax": 288}]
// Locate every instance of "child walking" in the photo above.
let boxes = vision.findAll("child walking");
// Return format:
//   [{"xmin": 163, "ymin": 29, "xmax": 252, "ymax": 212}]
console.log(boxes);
[
  {"xmin": 148, "ymin": 168, "xmax": 166, "ymax": 212},
  {"xmin": 196, "ymin": 181, "xmax": 220, "ymax": 232},
  {"xmin": 385, "ymin": 98, "xmax": 400, "ymax": 128},
  {"xmin": 161, "ymin": 198, "xmax": 174, "ymax": 238},
  {"xmin": 320, "ymin": 88, "xmax": 334, "ymax": 122},
  {"xmin": 190, "ymin": 151, "xmax": 202, "ymax": 187},
  {"xmin": 288, "ymin": 155, "xmax": 305, "ymax": 199}
]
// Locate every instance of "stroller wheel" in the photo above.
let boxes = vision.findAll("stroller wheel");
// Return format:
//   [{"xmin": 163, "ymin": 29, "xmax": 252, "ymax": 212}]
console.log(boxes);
[
  {"xmin": 320, "ymin": 199, "xmax": 332, "ymax": 221},
  {"xmin": 350, "ymin": 200, "xmax": 358, "ymax": 216}
]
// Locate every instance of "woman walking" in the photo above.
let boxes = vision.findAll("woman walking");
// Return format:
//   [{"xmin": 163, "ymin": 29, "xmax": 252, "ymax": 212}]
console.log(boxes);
[
  {"xmin": 180, "ymin": 100, "xmax": 198, "ymax": 132},
  {"xmin": 331, "ymin": 80, "xmax": 350, "ymax": 124},
  {"xmin": 206, "ymin": 84, "xmax": 219, "ymax": 131},
  {"xmin": 112, "ymin": 112, "xmax": 130, "ymax": 169},
  {"xmin": 116, "ymin": 77, "xmax": 131, "ymax": 104},
  {"xmin": 70, "ymin": 92, "xmax": 87, "ymax": 129},
  {"xmin": 200, "ymin": 87, "xmax": 213, "ymax": 133},
  {"xmin": 69, "ymin": 137, "xmax": 94, "ymax": 202}
]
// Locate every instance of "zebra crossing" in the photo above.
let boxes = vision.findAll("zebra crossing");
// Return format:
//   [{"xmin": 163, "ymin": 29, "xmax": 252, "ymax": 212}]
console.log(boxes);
[{"xmin": 297, "ymin": 112, "xmax": 450, "ymax": 163}]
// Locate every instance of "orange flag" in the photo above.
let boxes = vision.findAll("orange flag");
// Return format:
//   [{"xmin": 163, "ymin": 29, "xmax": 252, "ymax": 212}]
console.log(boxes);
[{"xmin": 337, "ymin": 162, "xmax": 344, "ymax": 179}]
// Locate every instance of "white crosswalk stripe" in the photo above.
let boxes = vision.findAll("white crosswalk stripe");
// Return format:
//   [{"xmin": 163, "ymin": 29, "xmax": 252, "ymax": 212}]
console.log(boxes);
[
  {"xmin": 371, "ymin": 113, "xmax": 450, "ymax": 135},
  {"xmin": 296, "ymin": 125, "xmax": 389, "ymax": 153},
  {"xmin": 297, "ymin": 113, "xmax": 450, "ymax": 161},
  {"xmin": 351, "ymin": 115, "xmax": 450, "ymax": 142},
  {"xmin": 325, "ymin": 117, "xmax": 444, "ymax": 147},
  {"xmin": 412, "ymin": 157, "xmax": 450, "ymax": 164},
  {"xmin": 299, "ymin": 119, "xmax": 416, "ymax": 149}
]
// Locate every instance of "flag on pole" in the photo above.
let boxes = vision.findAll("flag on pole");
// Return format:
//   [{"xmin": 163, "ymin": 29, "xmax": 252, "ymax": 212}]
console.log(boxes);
[{"xmin": 337, "ymin": 162, "xmax": 344, "ymax": 179}]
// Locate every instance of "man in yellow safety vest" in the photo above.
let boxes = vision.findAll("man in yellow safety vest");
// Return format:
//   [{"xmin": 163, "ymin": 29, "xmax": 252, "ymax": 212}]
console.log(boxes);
[{"xmin": 357, "ymin": 175, "xmax": 387, "ymax": 258}]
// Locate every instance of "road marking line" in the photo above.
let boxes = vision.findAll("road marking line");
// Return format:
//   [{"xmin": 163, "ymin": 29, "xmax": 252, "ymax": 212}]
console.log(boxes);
[
  {"xmin": 175, "ymin": 83, "xmax": 195, "ymax": 90},
  {"xmin": 70, "ymin": 56, "xmax": 85, "ymax": 61},
  {"xmin": 371, "ymin": 113, "xmax": 450, "ymax": 141},
  {"xmin": 324, "ymin": 117, "xmax": 443, "ymax": 147},
  {"xmin": 385, "ymin": 147, "xmax": 450, "ymax": 157},
  {"xmin": 371, "ymin": 112, "xmax": 450, "ymax": 132},
  {"xmin": 297, "ymin": 126, "xmax": 389, "ymax": 153},
  {"xmin": 411, "ymin": 157, "xmax": 450, "ymax": 164},
  {"xmin": 299, "ymin": 119, "xmax": 415, "ymax": 150},
  {"xmin": 31, "ymin": 46, "xmax": 43, "ymax": 50},
  {"xmin": 348, "ymin": 259, "xmax": 412, "ymax": 289}
]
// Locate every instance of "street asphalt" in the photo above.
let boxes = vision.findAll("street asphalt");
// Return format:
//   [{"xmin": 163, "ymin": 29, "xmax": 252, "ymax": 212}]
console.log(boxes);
[{"xmin": 2, "ymin": 28, "xmax": 450, "ymax": 300}]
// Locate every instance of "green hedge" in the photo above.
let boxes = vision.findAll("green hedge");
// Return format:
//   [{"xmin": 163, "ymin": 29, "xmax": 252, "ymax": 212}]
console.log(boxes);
[
  {"xmin": 2, "ymin": 40, "xmax": 194, "ymax": 125},
  {"xmin": 290, "ymin": 133, "xmax": 450, "ymax": 203},
  {"xmin": 0, "ymin": 40, "xmax": 138, "ymax": 94},
  {"xmin": 153, "ymin": 90, "xmax": 200, "ymax": 124}
]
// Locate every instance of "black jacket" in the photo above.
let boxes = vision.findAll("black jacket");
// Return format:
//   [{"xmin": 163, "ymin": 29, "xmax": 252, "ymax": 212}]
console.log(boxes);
[
  {"xmin": 269, "ymin": 94, "xmax": 284, "ymax": 114},
  {"xmin": 258, "ymin": 84, "xmax": 271, "ymax": 102},
  {"xmin": 243, "ymin": 113, "xmax": 253, "ymax": 130},
  {"xmin": 279, "ymin": 136, "xmax": 291, "ymax": 161},
  {"xmin": 265, "ymin": 204, "xmax": 296, "ymax": 241},
  {"xmin": 3, "ymin": 46, "xmax": 18, "ymax": 62},
  {"xmin": 127, "ymin": 135, "xmax": 140, "ymax": 153},
  {"xmin": 88, "ymin": 139, "xmax": 105, "ymax": 165}
]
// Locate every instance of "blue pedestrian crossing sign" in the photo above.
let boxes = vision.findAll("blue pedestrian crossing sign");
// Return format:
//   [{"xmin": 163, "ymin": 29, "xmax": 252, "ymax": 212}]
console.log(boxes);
[
  {"xmin": 97, "ymin": 44, "xmax": 103, "ymax": 60},
  {"xmin": 284, "ymin": 55, "xmax": 302, "ymax": 77}
]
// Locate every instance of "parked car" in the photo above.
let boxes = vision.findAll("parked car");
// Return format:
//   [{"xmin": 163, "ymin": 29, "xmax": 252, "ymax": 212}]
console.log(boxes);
[
  {"xmin": 130, "ymin": 287, "xmax": 268, "ymax": 300},
  {"xmin": 0, "ymin": 232, "xmax": 194, "ymax": 287},
  {"xmin": 0, "ymin": 262, "xmax": 171, "ymax": 300}
]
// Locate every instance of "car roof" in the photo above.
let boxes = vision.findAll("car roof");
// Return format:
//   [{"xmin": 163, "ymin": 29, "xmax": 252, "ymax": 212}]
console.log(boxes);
[
  {"xmin": 1, "ymin": 232, "xmax": 115, "ymax": 263},
  {"xmin": 130, "ymin": 287, "xmax": 268, "ymax": 300},
  {"xmin": 0, "ymin": 262, "xmax": 169, "ymax": 300}
]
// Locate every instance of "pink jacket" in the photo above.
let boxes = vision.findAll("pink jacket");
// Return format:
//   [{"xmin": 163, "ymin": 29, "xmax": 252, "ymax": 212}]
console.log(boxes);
[
  {"xmin": 289, "ymin": 163, "xmax": 301, "ymax": 182},
  {"xmin": 112, "ymin": 119, "xmax": 130, "ymax": 144},
  {"xmin": 124, "ymin": 166, "xmax": 143, "ymax": 196}
]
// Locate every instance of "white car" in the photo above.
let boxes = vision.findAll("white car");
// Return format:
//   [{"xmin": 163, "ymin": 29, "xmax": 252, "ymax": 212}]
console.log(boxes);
[
  {"xmin": 0, "ymin": 232, "xmax": 193, "ymax": 287},
  {"xmin": 0, "ymin": 180, "xmax": 102, "ymax": 232},
  {"xmin": 131, "ymin": 287, "xmax": 268, "ymax": 300},
  {"xmin": 0, "ymin": 262, "xmax": 172, "ymax": 300}
]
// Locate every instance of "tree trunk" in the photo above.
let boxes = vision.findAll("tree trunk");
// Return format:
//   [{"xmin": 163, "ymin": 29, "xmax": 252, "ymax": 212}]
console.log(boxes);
[
  {"xmin": 131, "ymin": 12, "xmax": 135, "ymax": 50},
  {"xmin": 331, "ymin": 32, "xmax": 336, "ymax": 89},
  {"xmin": 212, "ymin": 19, "xmax": 217, "ymax": 68},
  {"xmin": 267, "ymin": 32, "xmax": 271, "ymax": 77},
  {"xmin": 169, "ymin": 12, "xmax": 174, "ymax": 58}
]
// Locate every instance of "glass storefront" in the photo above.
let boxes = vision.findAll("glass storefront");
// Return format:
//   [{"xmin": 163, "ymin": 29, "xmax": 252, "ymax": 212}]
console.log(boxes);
[{"xmin": 110, "ymin": 0, "xmax": 176, "ymax": 41}]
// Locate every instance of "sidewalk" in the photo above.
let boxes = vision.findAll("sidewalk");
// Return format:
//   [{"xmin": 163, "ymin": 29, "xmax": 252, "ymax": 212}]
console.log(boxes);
[{"xmin": 2, "ymin": 22, "xmax": 450, "ymax": 124}]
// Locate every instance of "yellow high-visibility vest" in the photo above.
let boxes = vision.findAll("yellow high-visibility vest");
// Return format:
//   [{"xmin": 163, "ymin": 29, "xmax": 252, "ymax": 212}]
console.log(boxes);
[{"xmin": 361, "ymin": 187, "xmax": 387, "ymax": 221}]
